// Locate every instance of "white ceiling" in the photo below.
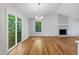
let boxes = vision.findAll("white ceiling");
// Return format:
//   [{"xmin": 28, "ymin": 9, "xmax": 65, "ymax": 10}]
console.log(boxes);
[
  {"xmin": 56, "ymin": 3, "xmax": 79, "ymax": 19},
  {"xmin": 12, "ymin": 3, "xmax": 79, "ymax": 19}
]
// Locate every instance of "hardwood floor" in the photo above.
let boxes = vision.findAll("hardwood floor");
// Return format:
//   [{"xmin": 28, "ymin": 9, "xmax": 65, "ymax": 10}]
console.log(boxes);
[{"xmin": 8, "ymin": 36, "xmax": 79, "ymax": 55}]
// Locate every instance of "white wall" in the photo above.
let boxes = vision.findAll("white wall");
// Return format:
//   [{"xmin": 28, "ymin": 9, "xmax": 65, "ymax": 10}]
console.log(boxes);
[
  {"xmin": 22, "ymin": 18, "xmax": 29, "ymax": 40},
  {"xmin": 0, "ymin": 4, "xmax": 7, "ymax": 54},
  {"xmin": 0, "ymin": 4, "xmax": 29, "ymax": 54},
  {"xmin": 58, "ymin": 15, "xmax": 69, "ymax": 24},
  {"xmin": 29, "ymin": 14, "xmax": 58, "ymax": 36},
  {"xmin": 29, "ymin": 13, "xmax": 79, "ymax": 36},
  {"xmin": 68, "ymin": 17, "xmax": 79, "ymax": 36}
]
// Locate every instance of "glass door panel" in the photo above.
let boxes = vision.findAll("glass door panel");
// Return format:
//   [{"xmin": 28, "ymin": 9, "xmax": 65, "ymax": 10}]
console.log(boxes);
[
  {"xmin": 17, "ymin": 17, "xmax": 22, "ymax": 43},
  {"xmin": 8, "ymin": 15, "xmax": 15, "ymax": 49}
]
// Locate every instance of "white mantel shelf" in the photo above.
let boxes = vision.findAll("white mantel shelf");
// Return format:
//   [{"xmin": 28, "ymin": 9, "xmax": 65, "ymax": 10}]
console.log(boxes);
[{"xmin": 57, "ymin": 24, "xmax": 69, "ymax": 26}]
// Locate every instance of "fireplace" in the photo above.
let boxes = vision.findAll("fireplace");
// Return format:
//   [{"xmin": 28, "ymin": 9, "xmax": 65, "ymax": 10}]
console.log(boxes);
[{"xmin": 59, "ymin": 29, "xmax": 67, "ymax": 35}]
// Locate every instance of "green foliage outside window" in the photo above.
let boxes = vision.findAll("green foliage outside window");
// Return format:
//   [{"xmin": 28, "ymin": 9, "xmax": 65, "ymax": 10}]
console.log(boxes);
[
  {"xmin": 17, "ymin": 17, "xmax": 22, "ymax": 43},
  {"xmin": 35, "ymin": 21, "xmax": 41, "ymax": 32},
  {"xmin": 8, "ymin": 15, "xmax": 15, "ymax": 48}
]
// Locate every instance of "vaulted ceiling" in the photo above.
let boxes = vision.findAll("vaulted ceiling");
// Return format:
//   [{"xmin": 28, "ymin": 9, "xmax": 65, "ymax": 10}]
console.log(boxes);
[
  {"xmin": 56, "ymin": 3, "xmax": 79, "ymax": 19},
  {"xmin": 12, "ymin": 3, "xmax": 79, "ymax": 19}
]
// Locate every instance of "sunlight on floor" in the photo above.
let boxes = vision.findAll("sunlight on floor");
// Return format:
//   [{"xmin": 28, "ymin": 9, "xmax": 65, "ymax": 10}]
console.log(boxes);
[{"xmin": 34, "ymin": 39, "xmax": 43, "ymax": 49}]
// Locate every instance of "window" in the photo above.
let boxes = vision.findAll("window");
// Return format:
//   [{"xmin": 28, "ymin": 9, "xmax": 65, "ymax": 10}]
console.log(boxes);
[{"xmin": 35, "ymin": 21, "xmax": 41, "ymax": 32}]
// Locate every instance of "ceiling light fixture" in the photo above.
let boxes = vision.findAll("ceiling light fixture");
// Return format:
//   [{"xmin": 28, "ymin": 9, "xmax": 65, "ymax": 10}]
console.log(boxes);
[
  {"xmin": 35, "ymin": 16, "xmax": 43, "ymax": 20},
  {"xmin": 35, "ymin": 16, "xmax": 38, "ymax": 19},
  {"xmin": 35, "ymin": 3, "xmax": 44, "ymax": 20}
]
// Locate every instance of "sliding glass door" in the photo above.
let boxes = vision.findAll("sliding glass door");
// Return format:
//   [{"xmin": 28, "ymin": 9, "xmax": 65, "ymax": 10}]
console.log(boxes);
[
  {"xmin": 8, "ymin": 15, "xmax": 16, "ymax": 49},
  {"xmin": 8, "ymin": 15, "xmax": 22, "ymax": 49}
]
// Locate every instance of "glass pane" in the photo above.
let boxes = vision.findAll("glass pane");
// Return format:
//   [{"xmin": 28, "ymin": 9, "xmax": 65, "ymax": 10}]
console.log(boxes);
[
  {"xmin": 35, "ymin": 21, "xmax": 41, "ymax": 32},
  {"xmin": 8, "ymin": 15, "xmax": 15, "ymax": 49},
  {"xmin": 17, "ymin": 17, "xmax": 22, "ymax": 43}
]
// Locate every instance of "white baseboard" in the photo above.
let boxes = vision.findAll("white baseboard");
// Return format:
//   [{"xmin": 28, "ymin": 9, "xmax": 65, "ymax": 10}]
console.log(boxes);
[{"xmin": 30, "ymin": 35, "xmax": 79, "ymax": 37}]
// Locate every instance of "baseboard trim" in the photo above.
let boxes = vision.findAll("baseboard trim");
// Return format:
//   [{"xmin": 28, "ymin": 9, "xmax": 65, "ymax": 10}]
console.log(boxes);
[
  {"xmin": 29, "ymin": 35, "xmax": 79, "ymax": 38},
  {"xmin": 29, "ymin": 36, "xmax": 57, "ymax": 38}
]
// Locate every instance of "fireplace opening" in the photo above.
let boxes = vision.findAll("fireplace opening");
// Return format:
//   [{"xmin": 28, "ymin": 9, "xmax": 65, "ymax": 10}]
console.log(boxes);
[{"xmin": 59, "ymin": 29, "xmax": 67, "ymax": 35}]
